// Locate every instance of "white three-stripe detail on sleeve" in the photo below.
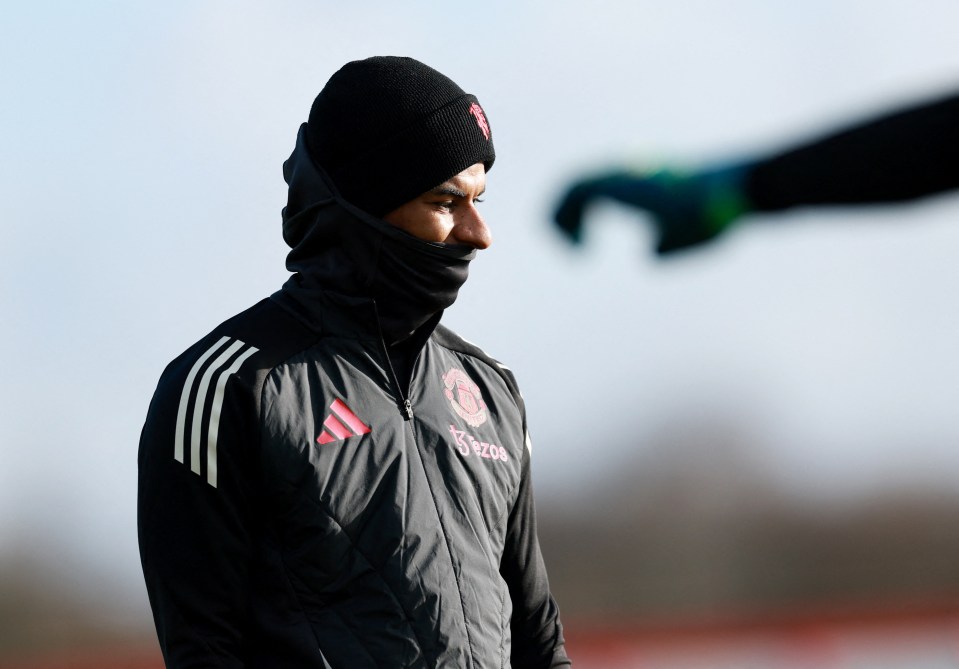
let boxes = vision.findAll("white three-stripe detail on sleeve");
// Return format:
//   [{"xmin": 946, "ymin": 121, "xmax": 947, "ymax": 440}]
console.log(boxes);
[
  {"xmin": 173, "ymin": 336, "xmax": 258, "ymax": 487},
  {"xmin": 190, "ymin": 340, "xmax": 246, "ymax": 475},
  {"xmin": 174, "ymin": 336, "xmax": 231, "ymax": 464}
]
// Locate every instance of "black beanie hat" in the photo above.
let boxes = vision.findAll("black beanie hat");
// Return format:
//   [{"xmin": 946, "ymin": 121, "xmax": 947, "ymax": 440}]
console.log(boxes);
[{"xmin": 305, "ymin": 56, "xmax": 495, "ymax": 217}]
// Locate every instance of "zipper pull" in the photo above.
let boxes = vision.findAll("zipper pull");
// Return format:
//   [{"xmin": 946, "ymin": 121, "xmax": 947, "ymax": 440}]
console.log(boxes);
[{"xmin": 403, "ymin": 399, "xmax": 414, "ymax": 420}]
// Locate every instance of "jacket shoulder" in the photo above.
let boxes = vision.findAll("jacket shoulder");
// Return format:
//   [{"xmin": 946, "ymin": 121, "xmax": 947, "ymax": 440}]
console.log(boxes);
[
  {"xmin": 151, "ymin": 297, "xmax": 321, "ymax": 415},
  {"xmin": 182, "ymin": 295, "xmax": 316, "ymax": 362},
  {"xmin": 213, "ymin": 296, "xmax": 320, "ymax": 361}
]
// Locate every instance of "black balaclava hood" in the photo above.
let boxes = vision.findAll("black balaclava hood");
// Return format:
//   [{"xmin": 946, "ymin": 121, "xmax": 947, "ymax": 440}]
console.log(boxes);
[
  {"xmin": 281, "ymin": 124, "xmax": 475, "ymax": 344},
  {"xmin": 279, "ymin": 56, "xmax": 495, "ymax": 344}
]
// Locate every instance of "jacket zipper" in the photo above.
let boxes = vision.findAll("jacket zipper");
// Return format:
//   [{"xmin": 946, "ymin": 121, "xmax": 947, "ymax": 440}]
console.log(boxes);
[{"xmin": 371, "ymin": 301, "xmax": 414, "ymax": 421}]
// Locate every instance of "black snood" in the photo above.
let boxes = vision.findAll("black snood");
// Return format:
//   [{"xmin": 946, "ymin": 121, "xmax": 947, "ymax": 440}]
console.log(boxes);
[{"xmin": 281, "ymin": 124, "xmax": 475, "ymax": 344}]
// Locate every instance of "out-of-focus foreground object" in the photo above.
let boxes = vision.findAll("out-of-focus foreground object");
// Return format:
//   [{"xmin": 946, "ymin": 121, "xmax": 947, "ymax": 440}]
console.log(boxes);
[{"xmin": 552, "ymin": 90, "xmax": 959, "ymax": 255}]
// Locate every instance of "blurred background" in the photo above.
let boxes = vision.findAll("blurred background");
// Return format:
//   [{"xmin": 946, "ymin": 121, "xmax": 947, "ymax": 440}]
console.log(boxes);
[{"xmin": 2, "ymin": 1, "xmax": 959, "ymax": 667}]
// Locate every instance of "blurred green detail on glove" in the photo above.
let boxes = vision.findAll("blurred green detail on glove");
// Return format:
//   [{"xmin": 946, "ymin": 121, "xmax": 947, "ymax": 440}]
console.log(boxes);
[{"xmin": 552, "ymin": 164, "xmax": 752, "ymax": 255}]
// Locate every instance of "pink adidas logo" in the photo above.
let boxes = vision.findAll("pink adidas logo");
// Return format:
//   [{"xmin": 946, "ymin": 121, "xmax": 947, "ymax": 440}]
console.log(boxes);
[{"xmin": 316, "ymin": 398, "xmax": 371, "ymax": 445}]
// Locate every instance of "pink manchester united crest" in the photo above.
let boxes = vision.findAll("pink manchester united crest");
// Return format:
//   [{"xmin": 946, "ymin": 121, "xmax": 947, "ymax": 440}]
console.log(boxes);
[
  {"xmin": 443, "ymin": 367, "xmax": 488, "ymax": 428},
  {"xmin": 468, "ymin": 102, "xmax": 490, "ymax": 141}
]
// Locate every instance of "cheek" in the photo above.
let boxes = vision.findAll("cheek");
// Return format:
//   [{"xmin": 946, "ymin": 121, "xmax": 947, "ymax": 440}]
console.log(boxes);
[
  {"xmin": 403, "ymin": 213, "xmax": 454, "ymax": 243},
  {"xmin": 383, "ymin": 202, "xmax": 455, "ymax": 243}
]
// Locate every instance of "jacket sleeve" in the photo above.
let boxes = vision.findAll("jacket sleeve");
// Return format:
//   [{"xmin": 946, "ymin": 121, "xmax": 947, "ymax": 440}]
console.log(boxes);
[
  {"xmin": 138, "ymin": 351, "xmax": 260, "ymax": 669},
  {"xmin": 747, "ymin": 91, "xmax": 959, "ymax": 211},
  {"xmin": 500, "ymin": 435, "xmax": 572, "ymax": 669}
]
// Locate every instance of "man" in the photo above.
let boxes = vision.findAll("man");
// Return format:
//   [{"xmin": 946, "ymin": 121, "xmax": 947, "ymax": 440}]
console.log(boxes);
[
  {"xmin": 552, "ymin": 89, "xmax": 959, "ymax": 255},
  {"xmin": 138, "ymin": 56, "xmax": 571, "ymax": 668}
]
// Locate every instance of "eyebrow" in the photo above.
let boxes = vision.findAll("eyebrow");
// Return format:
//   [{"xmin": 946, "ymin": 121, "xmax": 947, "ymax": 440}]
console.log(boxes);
[{"xmin": 429, "ymin": 185, "xmax": 486, "ymax": 198}]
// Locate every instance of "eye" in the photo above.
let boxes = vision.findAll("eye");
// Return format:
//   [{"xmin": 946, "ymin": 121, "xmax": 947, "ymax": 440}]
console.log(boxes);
[{"xmin": 473, "ymin": 197, "xmax": 484, "ymax": 205}]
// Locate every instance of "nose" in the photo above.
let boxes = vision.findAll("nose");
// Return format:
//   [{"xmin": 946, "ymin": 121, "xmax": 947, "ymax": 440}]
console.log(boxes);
[{"xmin": 452, "ymin": 206, "xmax": 492, "ymax": 250}]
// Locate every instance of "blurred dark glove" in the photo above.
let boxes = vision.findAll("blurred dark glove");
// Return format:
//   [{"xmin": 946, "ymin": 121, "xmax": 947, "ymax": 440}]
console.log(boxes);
[{"xmin": 552, "ymin": 165, "xmax": 752, "ymax": 255}]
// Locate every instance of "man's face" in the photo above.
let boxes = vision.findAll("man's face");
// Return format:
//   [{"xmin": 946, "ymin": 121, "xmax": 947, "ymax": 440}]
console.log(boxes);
[{"xmin": 382, "ymin": 162, "xmax": 491, "ymax": 249}]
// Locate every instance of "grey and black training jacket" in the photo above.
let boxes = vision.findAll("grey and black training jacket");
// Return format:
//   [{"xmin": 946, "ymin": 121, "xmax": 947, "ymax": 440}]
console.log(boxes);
[{"xmin": 137, "ymin": 288, "xmax": 570, "ymax": 668}]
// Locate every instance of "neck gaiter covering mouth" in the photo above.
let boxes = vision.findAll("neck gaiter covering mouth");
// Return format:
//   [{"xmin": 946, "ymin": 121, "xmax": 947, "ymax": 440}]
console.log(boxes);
[
  {"xmin": 364, "ymin": 222, "xmax": 475, "ymax": 344},
  {"xmin": 288, "ymin": 213, "xmax": 475, "ymax": 344}
]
